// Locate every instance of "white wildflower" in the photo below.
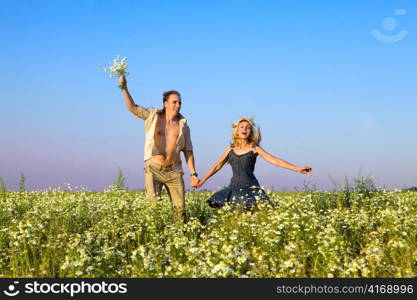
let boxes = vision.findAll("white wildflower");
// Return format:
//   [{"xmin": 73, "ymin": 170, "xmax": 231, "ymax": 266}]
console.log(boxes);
[{"xmin": 102, "ymin": 55, "xmax": 130, "ymax": 89}]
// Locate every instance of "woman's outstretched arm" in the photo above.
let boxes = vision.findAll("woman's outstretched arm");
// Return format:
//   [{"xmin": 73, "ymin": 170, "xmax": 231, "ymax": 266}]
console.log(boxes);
[
  {"xmin": 254, "ymin": 146, "xmax": 312, "ymax": 175},
  {"xmin": 197, "ymin": 146, "xmax": 232, "ymax": 188}
]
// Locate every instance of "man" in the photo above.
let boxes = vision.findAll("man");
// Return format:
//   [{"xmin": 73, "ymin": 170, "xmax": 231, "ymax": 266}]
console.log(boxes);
[{"xmin": 119, "ymin": 75, "xmax": 199, "ymax": 223}]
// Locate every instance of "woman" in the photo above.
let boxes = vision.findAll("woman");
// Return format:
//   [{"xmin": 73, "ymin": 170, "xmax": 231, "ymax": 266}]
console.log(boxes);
[{"xmin": 197, "ymin": 117, "xmax": 312, "ymax": 209}]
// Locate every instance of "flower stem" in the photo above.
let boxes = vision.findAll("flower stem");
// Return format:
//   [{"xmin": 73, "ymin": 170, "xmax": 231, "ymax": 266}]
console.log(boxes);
[{"xmin": 118, "ymin": 82, "xmax": 126, "ymax": 90}]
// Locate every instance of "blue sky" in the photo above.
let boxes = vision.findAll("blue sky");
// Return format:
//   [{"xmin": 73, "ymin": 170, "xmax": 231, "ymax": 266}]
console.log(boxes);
[{"xmin": 1, "ymin": 0, "xmax": 416, "ymax": 191}]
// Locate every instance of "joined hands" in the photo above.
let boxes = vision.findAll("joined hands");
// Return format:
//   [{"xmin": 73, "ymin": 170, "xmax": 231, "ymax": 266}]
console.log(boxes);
[{"xmin": 190, "ymin": 176, "xmax": 200, "ymax": 189}]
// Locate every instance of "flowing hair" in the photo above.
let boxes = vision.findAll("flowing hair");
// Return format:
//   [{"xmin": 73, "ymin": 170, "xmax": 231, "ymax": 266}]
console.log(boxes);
[{"xmin": 231, "ymin": 117, "xmax": 261, "ymax": 147}]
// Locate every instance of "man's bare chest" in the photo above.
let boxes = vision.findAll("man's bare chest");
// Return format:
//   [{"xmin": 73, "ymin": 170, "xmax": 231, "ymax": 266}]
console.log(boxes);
[{"xmin": 155, "ymin": 117, "xmax": 180, "ymax": 139}]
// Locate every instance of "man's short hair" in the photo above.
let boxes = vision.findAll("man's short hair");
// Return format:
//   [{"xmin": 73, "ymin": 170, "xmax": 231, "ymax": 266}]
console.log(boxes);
[{"xmin": 163, "ymin": 90, "xmax": 181, "ymax": 103}]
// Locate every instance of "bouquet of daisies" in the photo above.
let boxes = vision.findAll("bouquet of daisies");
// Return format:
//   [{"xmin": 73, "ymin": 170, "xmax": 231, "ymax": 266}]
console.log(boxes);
[{"xmin": 103, "ymin": 55, "xmax": 130, "ymax": 89}]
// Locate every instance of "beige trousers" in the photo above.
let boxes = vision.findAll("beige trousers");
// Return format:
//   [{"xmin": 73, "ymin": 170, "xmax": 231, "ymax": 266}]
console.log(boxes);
[{"xmin": 144, "ymin": 160, "xmax": 186, "ymax": 222}]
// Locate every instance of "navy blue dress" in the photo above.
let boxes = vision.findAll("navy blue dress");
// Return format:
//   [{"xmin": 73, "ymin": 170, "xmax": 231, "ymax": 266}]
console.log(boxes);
[{"xmin": 207, "ymin": 145, "xmax": 271, "ymax": 209}]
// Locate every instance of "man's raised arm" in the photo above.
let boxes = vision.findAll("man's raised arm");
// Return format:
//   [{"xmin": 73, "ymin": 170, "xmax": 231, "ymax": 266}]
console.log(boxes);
[{"xmin": 119, "ymin": 75, "xmax": 149, "ymax": 120}]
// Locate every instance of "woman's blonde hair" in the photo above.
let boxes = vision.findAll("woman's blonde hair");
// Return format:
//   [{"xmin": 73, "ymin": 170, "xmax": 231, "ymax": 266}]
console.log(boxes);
[{"xmin": 231, "ymin": 117, "xmax": 261, "ymax": 147}]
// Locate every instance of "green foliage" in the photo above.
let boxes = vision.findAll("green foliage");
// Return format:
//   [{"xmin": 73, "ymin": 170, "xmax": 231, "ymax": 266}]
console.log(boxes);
[
  {"xmin": 328, "ymin": 175, "xmax": 382, "ymax": 208},
  {"xmin": 0, "ymin": 176, "xmax": 6, "ymax": 194},
  {"xmin": 19, "ymin": 173, "xmax": 26, "ymax": 192},
  {"xmin": 0, "ymin": 188, "xmax": 415, "ymax": 278},
  {"xmin": 113, "ymin": 168, "xmax": 126, "ymax": 191}
]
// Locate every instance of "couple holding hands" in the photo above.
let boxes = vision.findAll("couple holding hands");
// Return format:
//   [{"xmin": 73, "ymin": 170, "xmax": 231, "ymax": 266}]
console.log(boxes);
[{"xmin": 119, "ymin": 75, "xmax": 311, "ymax": 222}]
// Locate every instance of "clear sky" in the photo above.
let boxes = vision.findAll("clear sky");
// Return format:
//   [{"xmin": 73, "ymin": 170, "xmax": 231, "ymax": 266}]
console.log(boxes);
[{"xmin": 1, "ymin": 0, "xmax": 416, "ymax": 191}]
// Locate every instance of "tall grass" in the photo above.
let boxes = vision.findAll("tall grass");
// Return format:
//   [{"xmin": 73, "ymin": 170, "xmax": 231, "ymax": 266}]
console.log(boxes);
[{"xmin": 0, "ymin": 182, "xmax": 416, "ymax": 278}]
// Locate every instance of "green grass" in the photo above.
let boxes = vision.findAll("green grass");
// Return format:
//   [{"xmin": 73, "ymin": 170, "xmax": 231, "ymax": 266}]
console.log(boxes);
[{"xmin": 0, "ymin": 188, "xmax": 416, "ymax": 277}]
